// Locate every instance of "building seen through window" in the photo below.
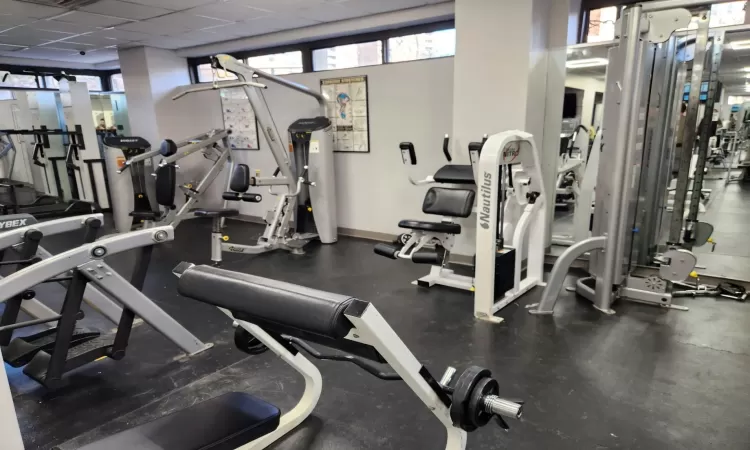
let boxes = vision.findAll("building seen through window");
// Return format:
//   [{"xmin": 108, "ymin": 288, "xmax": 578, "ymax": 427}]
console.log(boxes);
[
  {"xmin": 388, "ymin": 28, "xmax": 456, "ymax": 63},
  {"xmin": 312, "ymin": 41, "xmax": 383, "ymax": 71}
]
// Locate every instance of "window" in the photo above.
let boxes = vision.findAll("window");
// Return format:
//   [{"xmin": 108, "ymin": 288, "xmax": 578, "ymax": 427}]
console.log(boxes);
[
  {"xmin": 197, "ymin": 63, "xmax": 238, "ymax": 83},
  {"xmin": 110, "ymin": 73, "xmax": 125, "ymax": 91},
  {"xmin": 45, "ymin": 74, "xmax": 102, "ymax": 91},
  {"xmin": 586, "ymin": 6, "xmax": 618, "ymax": 43},
  {"xmin": 0, "ymin": 74, "xmax": 39, "ymax": 88},
  {"xmin": 247, "ymin": 51, "xmax": 303, "ymax": 75},
  {"xmin": 312, "ymin": 41, "xmax": 383, "ymax": 71},
  {"xmin": 709, "ymin": 1, "xmax": 746, "ymax": 27},
  {"xmin": 388, "ymin": 28, "xmax": 456, "ymax": 63}
]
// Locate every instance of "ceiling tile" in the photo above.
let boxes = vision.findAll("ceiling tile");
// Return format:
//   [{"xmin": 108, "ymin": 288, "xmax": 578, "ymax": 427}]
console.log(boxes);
[
  {"xmin": 115, "ymin": 20, "xmax": 170, "ymax": 35},
  {"xmin": 0, "ymin": 15, "xmax": 30, "ymax": 31},
  {"xmin": 293, "ymin": 3, "xmax": 365, "ymax": 22},
  {"xmin": 143, "ymin": 11, "xmax": 233, "ymax": 32},
  {"xmin": 98, "ymin": 28, "xmax": 153, "ymax": 41},
  {"xmin": 139, "ymin": 35, "xmax": 201, "ymax": 50},
  {"xmin": 79, "ymin": 0, "xmax": 173, "ymax": 21},
  {"xmin": 124, "ymin": 0, "xmax": 218, "ymax": 11},
  {"xmin": 39, "ymin": 41, "xmax": 96, "ymax": 51},
  {"xmin": 188, "ymin": 1, "xmax": 270, "ymax": 22},
  {"xmin": 14, "ymin": 47, "xmax": 73, "ymax": 59},
  {"xmin": 52, "ymin": 11, "xmax": 133, "ymax": 28},
  {"xmin": 232, "ymin": 0, "xmax": 321, "ymax": 12},
  {"xmin": 169, "ymin": 30, "xmax": 234, "ymax": 45},
  {"xmin": 29, "ymin": 19, "xmax": 98, "ymax": 34},
  {"xmin": 342, "ymin": 0, "xmax": 429, "ymax": 15},
  {"xmin": 2, "ymin": 1, "xmax": 66, "ymax": 19},
  {"xmin": 0, "ymin": 25, "xmax": 74, "ymax": 41},
  {"xmin": 208, "ymin": 14, "xmax": 318, "ymax": 38},
  {"xmin": 0, "ymin": 43, "xmax": 26, "ymax": 51},
  {"xmin": 57, "ymin": 32, "xmax": 122, "ymax": 47},
  {"xmin": 0, "ymin": 33, "xmax": 50, "ymax": 47}
]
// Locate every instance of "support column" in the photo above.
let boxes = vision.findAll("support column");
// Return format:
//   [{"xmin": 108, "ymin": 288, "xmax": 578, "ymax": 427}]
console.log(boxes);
[
  {"xmin": 451, "ymin": 0, "xmax": 572, "ymax": 254},
  {"xmin": 118, "ymin": 46, "xmax": 227, "ymax": 210}
]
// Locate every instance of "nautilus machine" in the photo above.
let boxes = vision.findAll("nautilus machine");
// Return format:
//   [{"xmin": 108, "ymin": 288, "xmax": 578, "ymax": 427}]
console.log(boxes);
[
  {"xmin": 377, "ymin": 130, "xmax": 547, "ymax": 323},
  {"xmin": 1, "ymin": 263, "xmax": 526, "ymax": 450},
  {"xmin": 175, "ymin": 54, "xmax": 337, "ymax": 264},
  {"xmin": 529, "ymin": 1, "xmax": 701, "ymax": 316}
]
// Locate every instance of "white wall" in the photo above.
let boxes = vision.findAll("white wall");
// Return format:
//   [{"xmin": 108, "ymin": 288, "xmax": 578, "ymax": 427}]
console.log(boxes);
[{"xmin": 565, "ymin": 74, "xmax": 605, "ymax": 128}]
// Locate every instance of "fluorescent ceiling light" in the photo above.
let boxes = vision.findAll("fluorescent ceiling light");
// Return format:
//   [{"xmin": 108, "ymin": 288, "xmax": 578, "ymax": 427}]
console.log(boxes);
[
  {"xmin": 566, "ymin": 58, "xmax": 608, "ymax": 69},
  {"xmin": 731, "ymin": 40, "xmax": 750, "ymax": 50}
]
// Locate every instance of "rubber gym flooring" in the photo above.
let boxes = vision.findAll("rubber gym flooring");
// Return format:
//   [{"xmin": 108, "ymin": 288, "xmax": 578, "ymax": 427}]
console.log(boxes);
[{"xmin": 5, "ymin": 217, "xmax": 750, "ymax": 450}]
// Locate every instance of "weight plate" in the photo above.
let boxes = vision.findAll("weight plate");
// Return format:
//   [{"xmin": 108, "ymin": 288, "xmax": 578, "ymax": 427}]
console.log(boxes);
[
  {"xmin": 450, "ymin": 366, "xmax": 491, "ymax": 431},
  {"xmin": 467, "ymin": 377, "xmax": 499, "ymax": 430}
]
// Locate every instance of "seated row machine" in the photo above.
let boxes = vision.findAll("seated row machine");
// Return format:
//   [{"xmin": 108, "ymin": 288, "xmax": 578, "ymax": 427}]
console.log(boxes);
[{"xmin": 19, "ymin": 263, "xmax": 525, "ymax": 450}]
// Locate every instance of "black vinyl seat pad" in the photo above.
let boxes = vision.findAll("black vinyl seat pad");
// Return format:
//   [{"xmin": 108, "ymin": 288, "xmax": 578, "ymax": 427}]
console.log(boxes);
[
  {"xmin": 433, "ymin": 165, "xmax": 475, "ymax": 184},
  {"xmin": 177, "ymin": 265, "xmax": 387, "ymax": 363},
  {"xmin": 398, "ymin": 220, "xmax": 461, "ymax": 234},
  {"xmin": 76, "ymin": 392, "xmax": 280, "ymax": 450}
]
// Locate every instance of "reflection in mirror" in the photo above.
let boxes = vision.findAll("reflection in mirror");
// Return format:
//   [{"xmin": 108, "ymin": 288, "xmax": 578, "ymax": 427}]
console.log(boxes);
[
  {"xmin": 91, "ymin": 93, "xmax": 131, "ymax": 157},
  {"xmin": 665, "ymin": 27, "xmax": 750, "ymax": 280},
  {"xmin": 551, "ymin": 43, "xmax": 610, "ymax": 246}
]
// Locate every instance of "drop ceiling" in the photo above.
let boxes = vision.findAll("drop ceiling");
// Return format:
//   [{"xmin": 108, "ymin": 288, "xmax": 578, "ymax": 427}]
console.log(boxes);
[{"xmin": 0, "ymin": 0, "xmax": 449, "ymax": 65}]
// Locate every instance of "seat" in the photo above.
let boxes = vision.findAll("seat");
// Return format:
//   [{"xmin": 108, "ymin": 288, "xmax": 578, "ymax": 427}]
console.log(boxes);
[
  {"xmin": 433, "ymin": 165, "xmax": 475, "ymax": 184},
  {"xmin": 129, "ymin": 211, "xmax": 162, "ymax": 221},
  {"xmin": 193, "ymin": 208, "xmax": 239, "ymax": 218},
  {"xmin": 177, "ymin": 265, "xmax": 385, "ymax": 362},
  {"xmin": 398, "ymin": 220, "xmax": 461, "ymax": 234},
  {"xmin": 74, "ymin": 392, "xmax": 280, "ymax": 450}
]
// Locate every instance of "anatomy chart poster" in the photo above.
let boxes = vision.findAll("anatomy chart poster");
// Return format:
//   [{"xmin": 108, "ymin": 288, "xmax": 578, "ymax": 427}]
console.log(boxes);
[
  {"xmin": 220, "ymin": 88, "xmax": 259, "ymax": 150},
  {"xmin": 321, "ymin": 75, "xmax": 370, "ymax": 153}
]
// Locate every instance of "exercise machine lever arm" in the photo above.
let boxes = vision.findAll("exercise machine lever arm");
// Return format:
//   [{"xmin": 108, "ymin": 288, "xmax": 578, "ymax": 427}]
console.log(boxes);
[{"xmin": 172, "ymin": 80, "xmax": 267, "ymax": 101}]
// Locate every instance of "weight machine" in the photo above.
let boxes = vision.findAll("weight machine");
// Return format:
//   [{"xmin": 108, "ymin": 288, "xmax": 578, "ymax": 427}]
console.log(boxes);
[
  {"xmin": 530, "ymin": 2, "xmax": 700, "ymax": 316},
  {"xmin": 377, "ymin": 131, "xmax": 547, "ymax": 322},
  {"xmin": 104, "ymin": 131, "xmax": 232, "ymax": 232},
  {"xmin": 0, "ymin": 222, "xmax": 211, "ymax": 389},
  {"xmin": 177, "ymin": 54, "xmax": 337, "ymax": 264},
  {"xmin": 0, "ymin": 127, "xmax": 96, "ymax": 218}
]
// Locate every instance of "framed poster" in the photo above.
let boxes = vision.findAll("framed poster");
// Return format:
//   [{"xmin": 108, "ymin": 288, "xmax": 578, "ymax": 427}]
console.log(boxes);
[
  {"xmin": 321, "ymin": 75, "xmax": 370, "ymax": 153},
  {"xmin": 220, "ymin": 88, "xmax": 259, "ymax": 150}
]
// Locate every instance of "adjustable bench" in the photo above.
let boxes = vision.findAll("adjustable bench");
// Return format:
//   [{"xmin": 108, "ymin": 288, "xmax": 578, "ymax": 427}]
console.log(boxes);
[{"xmin": 50, "ymin": 264, "xmax": 523, "ymax": 450}]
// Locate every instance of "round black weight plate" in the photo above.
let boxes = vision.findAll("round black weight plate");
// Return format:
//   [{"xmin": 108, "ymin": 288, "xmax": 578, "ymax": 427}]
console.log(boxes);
[
  {"xmin": 467, "ymin": 377, "xmax": 499, "ymax": 430},
  {"xmin": 450, "ymin": 366, "xmax": 491, "ymax": 431},
  {"xmin": 234, "ymin": 327, "xmax": 269, "ymax": 355}
]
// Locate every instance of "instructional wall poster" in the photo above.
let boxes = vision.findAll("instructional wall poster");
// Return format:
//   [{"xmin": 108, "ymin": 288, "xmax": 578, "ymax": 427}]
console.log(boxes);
[
  {"xmin": 321, "ymin": 75, "xmax": 370, "ymax": 153},
  {"xmin": 220, "ymin": 88, "xmax": 259, "ymax": 150}
]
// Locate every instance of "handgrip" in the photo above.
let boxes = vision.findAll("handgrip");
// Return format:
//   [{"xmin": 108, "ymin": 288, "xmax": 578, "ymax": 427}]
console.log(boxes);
[{"xmin": 442, "ymin": 134, "xmax": 451, "ymax": 162}]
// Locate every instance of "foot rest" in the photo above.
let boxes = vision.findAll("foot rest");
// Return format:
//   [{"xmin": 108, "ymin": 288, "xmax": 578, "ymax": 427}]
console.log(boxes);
[
  {"xmin": 129, "ymin": 211, "xmax": 162, "ymax": 221},
  {"xmin": 374, "ymin": 243, "xmax": 400, "ymax": 259},
  {"xmin": 73, "ymin": 392, "xmax": 280, "ymax": 450},
  {"xmin": 412, "ymin": 251, "xmax": 440, "ymax": 265},
  {"xmin": 193, "ymin": 209, "xmax": 240, "ymax": 218},
  {"xmin": 222, "ymin": 192, "xmax": 262, "ymax": 203}
]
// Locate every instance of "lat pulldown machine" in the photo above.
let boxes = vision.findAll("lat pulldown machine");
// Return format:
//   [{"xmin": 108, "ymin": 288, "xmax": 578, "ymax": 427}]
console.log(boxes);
[{"xmin": 176, "ymin": 54, "xmax": 338, "ymax": 264}]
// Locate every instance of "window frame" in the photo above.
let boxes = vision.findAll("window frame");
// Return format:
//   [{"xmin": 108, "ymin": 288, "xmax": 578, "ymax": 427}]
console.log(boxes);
[{"xmin": 187, "ymin": 20, "xmax": 455, "ymax": 81}]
